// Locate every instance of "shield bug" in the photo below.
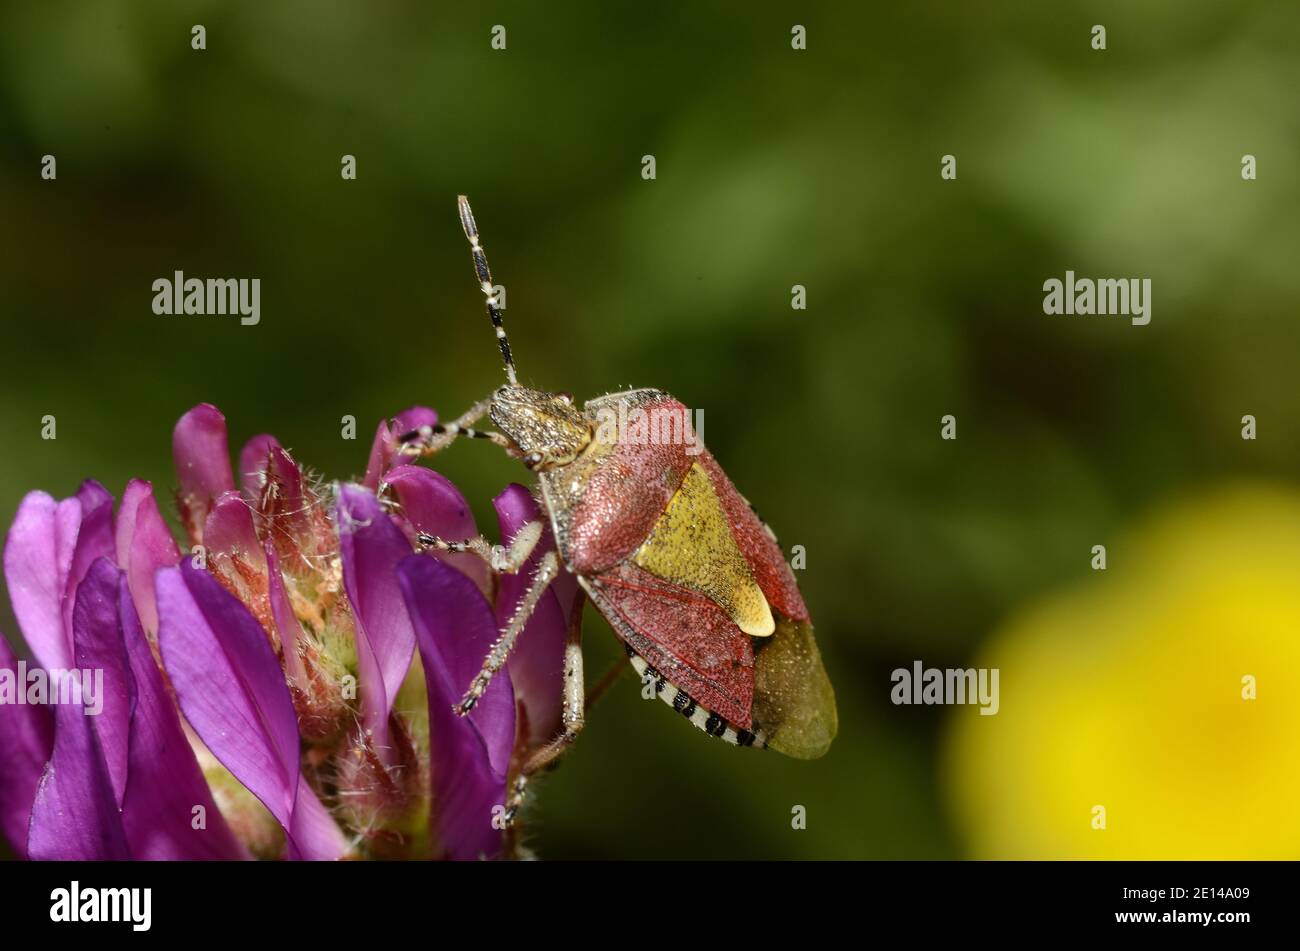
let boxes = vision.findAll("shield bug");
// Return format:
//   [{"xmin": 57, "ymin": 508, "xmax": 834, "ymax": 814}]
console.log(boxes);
[{"xmin": 394, "ymin": 197, "xmax": 836, "ymax": 810}]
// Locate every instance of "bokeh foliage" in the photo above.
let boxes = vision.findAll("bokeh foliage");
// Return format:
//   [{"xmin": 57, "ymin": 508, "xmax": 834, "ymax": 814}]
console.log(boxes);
[{"xmin": 2, "ymin": 1, "xmax": 1298, "ymax": 858}]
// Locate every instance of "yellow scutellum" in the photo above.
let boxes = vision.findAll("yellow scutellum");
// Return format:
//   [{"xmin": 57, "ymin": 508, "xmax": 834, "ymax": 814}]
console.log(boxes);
[
  {"xmin": 947, "ymin": 485, "xmax": 1300, "ymax": 859},
  {"xmin": 634, "ymin": 462, "xmax": 775, "ymax": 637}
]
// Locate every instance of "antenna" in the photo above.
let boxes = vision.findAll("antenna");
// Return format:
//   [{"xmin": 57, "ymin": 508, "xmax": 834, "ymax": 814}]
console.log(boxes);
[{"xmin": 458, "ymin": 195, "xmax": 517, "ymax": 385}]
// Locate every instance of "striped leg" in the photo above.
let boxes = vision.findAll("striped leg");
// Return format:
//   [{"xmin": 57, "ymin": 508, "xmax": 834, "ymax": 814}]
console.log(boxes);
[
  {"xmin": 504, "ymin": 591, "xmax": 588, "ymax": 824},
  {"xmin": 456, "ymin": 550, "xmax": 560, "ymax": 716},
  {"xmin": 415, "ymin": 520, "xmax": 543, "ymax": 574},
  {"xmin": 396, "ymin": 397, "xmax": 508, "ymax": 459}
]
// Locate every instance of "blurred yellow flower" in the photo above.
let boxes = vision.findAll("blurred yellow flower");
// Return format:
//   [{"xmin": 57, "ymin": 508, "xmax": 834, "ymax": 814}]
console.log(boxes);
[{"xmin": 947, "ymin": 485, "xmax": 1300, "ymax": 859}]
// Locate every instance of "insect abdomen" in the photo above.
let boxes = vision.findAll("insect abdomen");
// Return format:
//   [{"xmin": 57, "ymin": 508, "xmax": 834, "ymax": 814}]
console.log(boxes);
[{"xmin": 622, "ymin": 643, "xmax": 766, "ymax": 749}]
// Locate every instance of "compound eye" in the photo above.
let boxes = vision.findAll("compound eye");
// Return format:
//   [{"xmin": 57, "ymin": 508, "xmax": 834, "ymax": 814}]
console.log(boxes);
[{"xmin": 523, "ymin": 450, "xmax": 544, "ymax": 469}]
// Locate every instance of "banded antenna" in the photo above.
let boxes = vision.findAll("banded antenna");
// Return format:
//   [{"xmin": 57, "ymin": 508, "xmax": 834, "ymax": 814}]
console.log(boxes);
[{"xmin": 458, "ymin": 195, "xmax": 517, "ymax": 385}]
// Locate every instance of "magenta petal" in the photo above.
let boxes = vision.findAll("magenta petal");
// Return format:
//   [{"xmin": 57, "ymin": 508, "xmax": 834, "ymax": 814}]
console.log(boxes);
[
  {"xmin": 203, "ymin": 491, "xmax": 265, "ymax": 569},
  {"xmin": 0, "ymin": 636, "xmax": 54, "ymax": 859},
  {"xmin": 69, "ymin": 558, "xmax": 134, "ymax": 808},
  {"xmin": 117, "ymin": 573, "xmax": 247, "ymax": 860},
  {"xmin": 384, "ymin": 464, "xmax": 490, "ymax": 594},
  {"xmin": 493, "ymin": 484, "xmax": 578, "ymax": 745},
  {"xmin": 59, "ymin": 481, "xmax": 117, "ymax": 668},
  {"xmin": 250, "ymin": 443, "xmax": 315, "ymax": 549},
  {"xmin": 3, "ymin": 491, "xmax": 81, "ymax": 671},
  {"xmin": 73, "ymin": 481, "xmax": 116, "ymax": 575},
  {"xmin": 362, "ymin": 407, "xmax": 438, "ymax": 491},
  {"xmin": 362, "ymin": 422, "xmax": 389, "ymax": 491},
  {"xmin": 174, "ymin": 404, "xmax": 237, "ymax": 497},
  {"xmin": 113, "ymin": 483, "xmax": 142, "ymax": 571},
  {"xmin": 265, "ymin": 542, "xmax": 308, "ymax": 689},
  {"xmin": 75, "ymin": 480, "xmax": 114, "ymax": 519},
  {"xmin": 27, "ymin": 710, "xmax": 129, "ymax": 861},
  {"xmin": 114, "ymin": 480, "xmax": 181, "ymax": 636},
  {"xmin": 286, "ymin": 774, "xmax": 348, "ymax": 861},
  {"xmin": 266, "ymin": 446, "xmax": 306, "ymax": 512},
  {"xmin": 26, "ymin": 560, "xmax": 131, "ymax": 861},
  {"xmin": 336, "ymin": 485, "xmax": 417, "ymax": 760},
  {"xmin": 398, "ymin": 553, "xmax": 515, "ymax": 860},
  {"xmin": 156, "ymin": 563, "xmax": 345, "ymax": 860},
  {"xmin": 173, "ymin": 404, "xmax": 236, "ymax": 541},
  {"xmin": 237, "ymin": 434, "xmax": 281, "ymax": 505}
]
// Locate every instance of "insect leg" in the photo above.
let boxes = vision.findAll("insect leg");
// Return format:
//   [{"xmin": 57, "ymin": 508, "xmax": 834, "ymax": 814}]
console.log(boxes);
[
  {"xmin": 519, "ymin": 590, "xmax": 588, "ymax": 776},
  {"xmin": 456, "ymin": 550, "xmax": 560, "ymax": 716},
  {"xmin": 414, "ymin": 520, "xmax": 543, "ymax": 574},
  {"xmin": 504, "ymin": 591, "xmax": 588, "ymax": 825},
  {"xmin": 395, "ymin": 396, "xmax": 508, "ymax": 459}
]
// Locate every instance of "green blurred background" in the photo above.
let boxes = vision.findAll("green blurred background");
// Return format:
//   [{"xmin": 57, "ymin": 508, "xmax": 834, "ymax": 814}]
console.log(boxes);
[{"xmin": 2, "ymin": 1, "xmax": 1299, "ymax": 859}]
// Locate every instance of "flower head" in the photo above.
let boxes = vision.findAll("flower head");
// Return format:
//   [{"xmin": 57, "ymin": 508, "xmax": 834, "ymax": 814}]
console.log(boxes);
[{"xmin": 1, "ymin": 403, "xmax": 574, "ymax": 860}]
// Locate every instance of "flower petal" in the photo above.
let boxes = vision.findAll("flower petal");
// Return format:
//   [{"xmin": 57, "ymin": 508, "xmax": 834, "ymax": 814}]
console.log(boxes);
[
  {"xmin": 264, "ymin": 542, "xmax": 308, "ymax": 690},
  {"xmin": 68, "ymin": 558, "xmax": 134, "ymax": 808},
  {"xmin": 398, "ymin": 553, "xmax": 514, "ymax": 860},
  {"xmin": 0, "ymin": 635, "xmax": 54, "ymax": 859},
  {"xmin": 384, "ymin": 464, "xmax": 490, "ymax": 595},
  {"xmin": 245, "ymin": 442, "xmax": 322, "ymax": 566},
  {"xmin": 26, "ymin": 710, "xmax": 129, "ymax": 861},
  {"xmin": 113, "ymin": 484, "xmax": 142, "ymax": 571},
  {"xmin": 72, "ymin": 481, "xmax": 116, "ymax": 578},
  {"xmin": 157, "ymin": 563, "xmax": 345, "ymax": 860},
  {"xmin": 114, "ymin": 479, "xmax": 181, "ymax": 637},
  {"xmin": 493, "ymin": 484, "xmax": 580, "ymax": 745},
  {"xmin": 203, "ymin": 490, "xmax": 266, "ymax": 569},
  {"xmin": 287, "ymin": 774, "xmax": 348, "ymax": 861},
  {"xmin": 117, "ymin": 574, "xmax": 247, "ymax": 860},
  {"xmin": 337, "ymin": 485, "xmax": 417, "ymax": 760},
  {"xmin": 237, "ymin": 434, "xmax": 281, "ymax": 506},
  {"xmin": 26, "ymin": 559, "xmax": 131, "ymax": 861},
  {"xmin": 59, "ymin": 481, "xmax": 117, "ymax": 669},
  {"xmin": 3, "ymin": 491, "xmax": 81, "ymax": 671},
  {"xmin": 363, "ymin": 407, "xmax": 437, "ymax": 491},
  {"xmin": 173, "ymin": 404, "xmax": 236, "ymax": 543}
]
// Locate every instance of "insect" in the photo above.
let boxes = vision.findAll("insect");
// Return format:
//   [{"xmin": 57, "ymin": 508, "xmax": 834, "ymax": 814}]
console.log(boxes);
[{"xmin": 395, "ymin": 197, "xmax": 836, "ymax": 814}]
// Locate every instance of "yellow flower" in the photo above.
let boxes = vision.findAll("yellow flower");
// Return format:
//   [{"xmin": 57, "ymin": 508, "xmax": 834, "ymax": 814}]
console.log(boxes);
[{"xmin": 947, "ymin": 485, "xmax": 1300, "ymax": 859}]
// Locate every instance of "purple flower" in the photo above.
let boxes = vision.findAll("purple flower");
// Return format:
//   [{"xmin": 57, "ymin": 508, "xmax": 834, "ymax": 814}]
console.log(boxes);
[
  {"xmin": 3, "ymin": 481, "xmax": 240, "ymax": 860},
  {"xmin": 0, "ymin": 403, "xmax": 574, "ymax": 860}
]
